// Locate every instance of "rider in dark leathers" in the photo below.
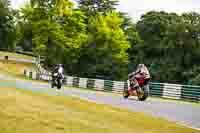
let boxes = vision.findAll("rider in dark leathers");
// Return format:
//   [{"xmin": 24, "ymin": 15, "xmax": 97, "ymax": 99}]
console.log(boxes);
[{"xmin": 52, "ymin": 64, "xmax": 64, "ymax": 81}]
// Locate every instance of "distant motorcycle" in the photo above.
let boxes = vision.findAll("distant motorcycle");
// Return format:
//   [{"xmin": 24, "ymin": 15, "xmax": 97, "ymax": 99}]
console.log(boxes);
[
  {"xmin": 51, "ymin": 68, "xmax": 64, "ymax": 90},
  {"xmin": 123, "ymin": 75, "xmax": 150, "ymax": 101}
]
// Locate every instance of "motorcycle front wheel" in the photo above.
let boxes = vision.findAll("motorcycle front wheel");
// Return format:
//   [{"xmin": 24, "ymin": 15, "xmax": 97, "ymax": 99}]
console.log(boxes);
[{"xmin": 137, "ymin": 84, "xmax": 149, "ymax": 101}]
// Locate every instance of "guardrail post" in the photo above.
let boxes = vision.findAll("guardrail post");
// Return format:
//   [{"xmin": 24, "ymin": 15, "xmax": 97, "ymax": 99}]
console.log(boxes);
[
  {"xmin": 104, "ymin": 80, "xmax": 113, "ymax": 92},
  {"xmin": 124, "ymin": 81, "xmax": 128, "ymax": 91},
  {"xmin": 36, "ymin": 73, "xmax": 40, "ymax": 80},
  {"xmin": 73, "ymin": 77, "xmax": 80, "ymax": 87},
  {"xmin": 24, "ymin": 69, "xmax": 27, "ymax": 76},
  {"xmin": 4, "ymin": 56, "xmax": 8, "ymax": 60},
  {"xmin": 87, "ymin": 79, "xmax": 95, "ymax": 89},
  {"xmin": 29, "ymin": 71, "xmax": 33, "ymax": 79},
  {"xmin": 4, "ymin": 55, "xmax": 8, "ymax": 63}
]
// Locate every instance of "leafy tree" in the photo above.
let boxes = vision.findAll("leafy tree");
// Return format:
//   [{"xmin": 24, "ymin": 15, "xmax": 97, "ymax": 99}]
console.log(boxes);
[
  {"xmin": 135, "ymin": 11, "xmax": 200, "ymax": 84},
  {"xmin": 0, "ymin": 0, "xmax": 17, "ymax": 50},
  {"xmin": 79, "ymin": 12, "xmax": 129, "ymax": 80},
  {"xmin": 16, "ymin": 0, "xmax": 200, "ymax": 84},
  {"xmin": 77, "ymin": 0, "xmax": 118, "ymax": 16},
  {"xmin": 21, "ymin": 0, "xmax": 87, "ymax": 74}
]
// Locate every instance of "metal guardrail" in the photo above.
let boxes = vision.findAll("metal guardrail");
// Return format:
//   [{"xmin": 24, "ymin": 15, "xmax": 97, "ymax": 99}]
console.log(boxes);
[{"xmin": 23, "ymin": 70, "xmax": 200, "ymax": 102}]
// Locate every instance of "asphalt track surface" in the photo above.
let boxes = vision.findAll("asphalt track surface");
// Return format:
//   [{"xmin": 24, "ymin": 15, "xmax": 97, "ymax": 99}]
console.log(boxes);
[{"xmin": 0, "ymin": 74, "xmax": 200, "ymax": 131}]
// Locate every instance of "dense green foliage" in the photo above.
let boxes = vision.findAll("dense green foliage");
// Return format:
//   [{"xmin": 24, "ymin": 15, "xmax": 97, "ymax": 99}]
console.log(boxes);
[
  {"xmin": 78, "ymin": 0, "xmax": 118, "ymax": 16},
  {"xmin": 0, "ymin": 0, "xmax": 17, "ymax": 50},
  {"xmin": 135, "ymin": 11, "xmax": 200, "ymax": 84},
  {"xmin": 1, "ymin": 0, "xmax": 200, "ymax": 84},
  {"xmin": 79, "ymin": 12, "xmax": 129, "ymax": 80}
]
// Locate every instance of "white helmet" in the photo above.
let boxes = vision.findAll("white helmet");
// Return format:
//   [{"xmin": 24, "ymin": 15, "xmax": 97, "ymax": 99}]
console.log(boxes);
[{"xmin": 138, "ymin": 64, "xmax": 144, "ymax": 69}]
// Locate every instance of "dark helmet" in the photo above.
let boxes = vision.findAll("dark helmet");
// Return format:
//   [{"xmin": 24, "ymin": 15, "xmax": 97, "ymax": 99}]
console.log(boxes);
[{"xmin": 56, "ymin": 64, "xmax": 62, "ymax": 67}]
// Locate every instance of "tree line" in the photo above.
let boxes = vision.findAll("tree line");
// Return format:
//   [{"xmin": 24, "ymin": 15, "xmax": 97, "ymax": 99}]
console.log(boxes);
[{"xmin": 1, "ymin": 0, "xmax": 200, "ymax": 85}]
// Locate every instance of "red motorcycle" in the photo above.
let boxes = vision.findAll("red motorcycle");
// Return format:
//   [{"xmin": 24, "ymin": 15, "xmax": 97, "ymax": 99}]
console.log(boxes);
[{"xmin": 123, "ymin": 75, "xmax": 150, "ymax": 101}]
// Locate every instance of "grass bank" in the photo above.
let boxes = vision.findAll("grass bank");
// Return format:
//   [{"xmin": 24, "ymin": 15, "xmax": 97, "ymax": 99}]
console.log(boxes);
[
  {"xmin": 0, "ymin": 87, "xmax": 198, "ymax": 133},
  {"xmin": 0, "ymin": 51, "xmax": 34, "ymax": 60}
]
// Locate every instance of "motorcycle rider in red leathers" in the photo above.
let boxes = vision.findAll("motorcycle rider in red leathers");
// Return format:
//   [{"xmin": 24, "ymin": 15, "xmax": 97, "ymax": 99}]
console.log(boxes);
[{"xmin": 128, "ymin": 64, "xmax": 151, "ymax": 95}]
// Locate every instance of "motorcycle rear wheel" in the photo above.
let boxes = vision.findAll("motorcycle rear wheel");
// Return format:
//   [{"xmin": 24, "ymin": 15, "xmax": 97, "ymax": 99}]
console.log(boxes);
[{"xmin": 57, "ymin": 79, "xmax": 62, "ymax": 89}]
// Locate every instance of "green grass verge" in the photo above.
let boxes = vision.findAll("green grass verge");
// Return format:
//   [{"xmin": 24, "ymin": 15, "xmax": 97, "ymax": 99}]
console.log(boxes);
[
  {"xmin": 0, "ymin": 60, "xmax": 36, "ymax": 75},
  {"xmin": 0, "ymin": 87, "xmax": 199, "ymax": 133},
  {"xmin": 0, "ymin": 51, "xmax": 34, "ymax": 60},
  {"xmin": 0, "ymin": 60, "xmax": 45, "ymax": 83},
  {"xmin": 0, "ymin": 69, "xmax": 48, "ymax": 84}
]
